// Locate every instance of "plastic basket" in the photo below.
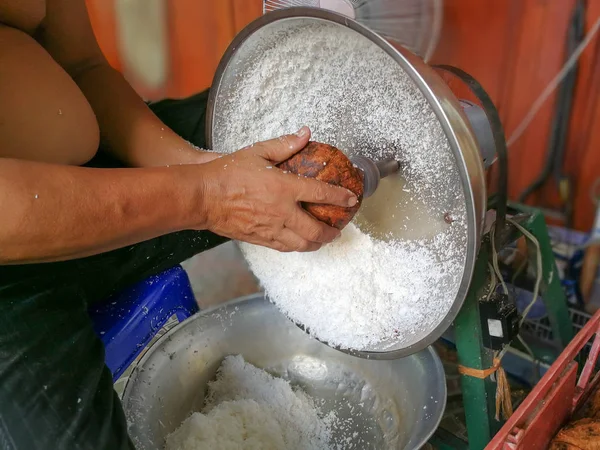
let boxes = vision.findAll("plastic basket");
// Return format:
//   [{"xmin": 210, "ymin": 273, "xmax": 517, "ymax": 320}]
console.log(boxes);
[
  {"xmin": 486, "ymin": 308, "xmax": 600, "ymax": 449},
  {"xmin": 522, "ymin": 307, "xmax": 592, "ymax": 343}
]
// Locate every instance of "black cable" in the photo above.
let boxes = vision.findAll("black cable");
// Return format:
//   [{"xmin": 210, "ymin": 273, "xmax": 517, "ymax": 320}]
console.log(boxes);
[
  {"xmin": 434, "ymin": 65, "xmax": 509, "ymax": 244},
  {"xmin": 518, "ymin": 0, "xmax": 584, "ymax": 207},
  {"xmin": 553, "ymin": 0, "xmax": 585, "ymax": 187},
  {"xmin": 517, "ymin": 89, "xmax": 565, "ymax": 203}
]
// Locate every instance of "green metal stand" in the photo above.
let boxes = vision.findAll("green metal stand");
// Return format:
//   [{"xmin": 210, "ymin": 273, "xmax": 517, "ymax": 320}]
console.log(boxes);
[
  {"xmin": 454, "ymin": 245, "xmax": 500, "ymax": 449},
  {"xmin": 513, "ymin": 204, "xmax": 574, "ymax": 349},
  {"xmin": 435, "ymin": 206, "xmax": 574, "ymax": 449}
]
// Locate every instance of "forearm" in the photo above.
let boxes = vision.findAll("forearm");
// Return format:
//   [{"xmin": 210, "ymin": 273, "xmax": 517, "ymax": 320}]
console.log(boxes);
[
  {"xmin": 0, "ymin": 158, "xmax": 203, "ymax": 264},
  {"xmin": 74, "ymin": 63, "xmax": 218, "ymax": 167}
]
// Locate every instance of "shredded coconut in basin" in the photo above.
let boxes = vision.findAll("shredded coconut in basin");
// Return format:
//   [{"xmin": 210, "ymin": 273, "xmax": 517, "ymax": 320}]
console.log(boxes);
[
  {"xmin": 212, "ymin": 20, "xmax": 469, "ymax": 350},
  {"xmin": 165, "ymin": 355, "xmax": 340, "ymax": 450}
]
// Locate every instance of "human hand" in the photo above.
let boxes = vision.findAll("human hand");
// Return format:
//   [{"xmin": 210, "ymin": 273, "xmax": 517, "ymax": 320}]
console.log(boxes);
[{"xmin": 199, "ymin": 127, "xmax": 358, "ymax": 252}]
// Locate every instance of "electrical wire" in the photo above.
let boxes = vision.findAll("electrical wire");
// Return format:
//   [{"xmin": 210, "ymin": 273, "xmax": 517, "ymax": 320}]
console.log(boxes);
[
  {"xmin": 483, "ymin": 220, "xmax": 543, "ymax": 419},
  {"xmin": 517, "ymin": 335, "xmax": 535, "ymax": 362},
  {"xmin": 490, "ymin": 219, "xmax": 542, "ymax": 364},
  {"xmin": 506, "ymin": 15, "xmax": 600, "ymax": 148},
  {"xmin": 508, "ymin": 218, "xmax": 544, "ymax": 327},
  {"xmin": 490, "ymin": 226, "xmax": 509, "ymax": 295},
  {"xmin": 517, "ymin": 1, "xmax": 585, "ymax": 205},
  {"xmin": 490, "ymin": 14, "xmax": 600, "ymax": 164},
  {"xmin": 487, "ymin": 262, "xmax": 498, "ymax": 300}
]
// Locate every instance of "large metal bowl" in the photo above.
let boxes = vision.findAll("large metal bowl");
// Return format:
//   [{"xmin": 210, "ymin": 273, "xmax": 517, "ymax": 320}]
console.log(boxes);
[
  {"xmin": 122, "ymin": 295, "xmax": 447, "ymax": 449},
  {"xmin": 205, "ymin": 8, "xmax": 486, "ymax": 359}
]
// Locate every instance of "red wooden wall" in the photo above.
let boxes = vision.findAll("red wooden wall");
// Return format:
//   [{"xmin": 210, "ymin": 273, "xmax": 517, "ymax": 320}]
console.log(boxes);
[
  {"xmin": 86, "ymin": 0, "xmax": 600, "ymax": 232},
  {"xmin": 433, "ymin": 0, "xmax": 600, "ymax": 232}
]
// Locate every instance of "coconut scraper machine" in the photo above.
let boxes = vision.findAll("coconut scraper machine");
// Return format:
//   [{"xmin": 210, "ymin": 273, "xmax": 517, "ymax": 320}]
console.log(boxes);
[
  {"xmin": 124, "ymin": 7, "xmax": 576, "ymax": 450},
  {"xmin": 204, "ymin": 8, "xmax": 577, "ymax": 448},
  {"xmin": 203, "ymin": 0, "xmax": 574, "ymax": 436},
  {"xmin": 206, "ymin": 7, "xmax": 504, "ymax": 357}
]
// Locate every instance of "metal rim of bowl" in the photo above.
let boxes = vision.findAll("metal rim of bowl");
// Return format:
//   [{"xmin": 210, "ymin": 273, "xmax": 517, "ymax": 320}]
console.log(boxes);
[
  {"xmin": 205, "ymin": 7, "xmax": 485, "ymax": 360},
  {"xmin": 263, "ymin": 0, "xmax": 444, "ymax": 63},
  {"xmin": 122, "ymin": 295, "xmax": 448, "ymax": 450}
]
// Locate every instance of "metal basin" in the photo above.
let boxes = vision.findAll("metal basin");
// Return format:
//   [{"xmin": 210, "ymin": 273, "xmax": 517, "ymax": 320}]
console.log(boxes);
[{"xmin": 122, "ymin": 295, "xmax": 446, "ymax": 449}]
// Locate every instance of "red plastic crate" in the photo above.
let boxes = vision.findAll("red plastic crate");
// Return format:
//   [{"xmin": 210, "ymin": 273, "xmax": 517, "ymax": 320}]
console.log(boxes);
[{"xmin": 487, "ymin": 308, "xmax": 600, "ymax": 449}]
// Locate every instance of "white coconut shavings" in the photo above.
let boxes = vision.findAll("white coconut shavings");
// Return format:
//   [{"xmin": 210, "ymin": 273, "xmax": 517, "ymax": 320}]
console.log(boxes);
[
  {"xmin": 213, "ymin": 21, "xmax": 469, "ymax": 350},
  {"xmin": 165, "ymin": 355, "xmax": 343, "ymax": 450},
  {"xmin": 240, "ymin": 224, "xmax": 456, "ymax": 350}
]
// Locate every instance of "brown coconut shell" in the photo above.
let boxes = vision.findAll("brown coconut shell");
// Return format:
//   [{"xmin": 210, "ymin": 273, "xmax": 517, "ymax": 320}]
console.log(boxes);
[
  {"xmin": 549, "ymin": 419, "xmax": 600, "ymax": 449},
  {"xmin": 277, "ymin": 141, "xmax": 364, "ymax": 230}
]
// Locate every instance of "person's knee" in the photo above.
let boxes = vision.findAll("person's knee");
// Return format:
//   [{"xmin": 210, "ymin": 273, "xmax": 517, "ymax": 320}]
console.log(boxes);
[{"xmin": 0, "ymin": 26, "xmax": 100, "ymax": 166}]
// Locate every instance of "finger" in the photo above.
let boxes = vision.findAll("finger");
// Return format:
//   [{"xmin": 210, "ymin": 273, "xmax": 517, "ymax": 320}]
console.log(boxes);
[
  {"xmin": 238, "ymin": 235, "xmax": 288, "ymax": 253},
  {"xmin": 252, "ymin": 127, "xmax": 311, "ymax": 163},
  {"xmin": 276, "ymin": 228, "xmax": 322, "ymax": 253},
  {"xmin": 264, "ymin": 240, "xmax": 288, "ymax": 252},
  {"xmin": 293, "ymin": 176, "xmax": 358, "ymax": 207},
  {"xmin": 286, "ymin": 207, "xmax": 340, "ymax": 244}
]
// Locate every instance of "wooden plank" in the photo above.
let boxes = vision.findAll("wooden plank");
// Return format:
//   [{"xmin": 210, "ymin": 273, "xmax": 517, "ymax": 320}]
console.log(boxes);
[
  {"xmin": 433, "ymin": 0, "xmax": 600, "ymax": 227},
  {"xmin": 502, "ymin": 0, "xmax": 574, "ymax": 204},
  {"xmin": 569, "ymin": 2, "xmax": 600, "ymax": 231},
  {"xmin": 431, "ymin": 0, "xmax": 575, "ymax": 209},
  {"xmin": 486, "ymin": 0, "xmax": 525, "ymax": 199},
  {"xmin": 232, "ymin": 0, "xmax": 262, "ymax": 34},
  {"xmin": 431, "ymin": 0, "xmax": 518, "ymax": 105},
  {"xmin": 520, "ymin": 362, "xmax": 577, "ymax": 450},
  {"xmin": 167, "ymin": 0, "xmax": 237, "ymax": 97}
]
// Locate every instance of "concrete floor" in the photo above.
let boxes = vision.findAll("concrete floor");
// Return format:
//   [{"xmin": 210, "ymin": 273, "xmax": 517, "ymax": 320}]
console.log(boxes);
[{"xmin": 181, "ymin": 241, "xmax": 261, "ymax": 309}]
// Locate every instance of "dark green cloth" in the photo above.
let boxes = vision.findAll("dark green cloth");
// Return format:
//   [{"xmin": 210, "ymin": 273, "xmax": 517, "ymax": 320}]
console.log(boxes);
[{"xmin": 0, "ymin": 91, "xmax": 227, "ymax": 449}]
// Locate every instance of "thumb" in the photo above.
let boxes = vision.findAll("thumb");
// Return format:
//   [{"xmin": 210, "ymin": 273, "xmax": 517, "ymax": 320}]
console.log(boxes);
[{"xmin": 253, "ymin": 126, "xmax": 311, "ymax": 162}]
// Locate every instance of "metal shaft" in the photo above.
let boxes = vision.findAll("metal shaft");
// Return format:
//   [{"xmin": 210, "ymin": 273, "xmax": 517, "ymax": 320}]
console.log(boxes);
[
  {"xmin": 351, "ymin": 156, "xmax": 400, "ymax": 198},
  {"xmin": 376, "ymin": 159, "xmax": 400, "ymax": 179}
]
